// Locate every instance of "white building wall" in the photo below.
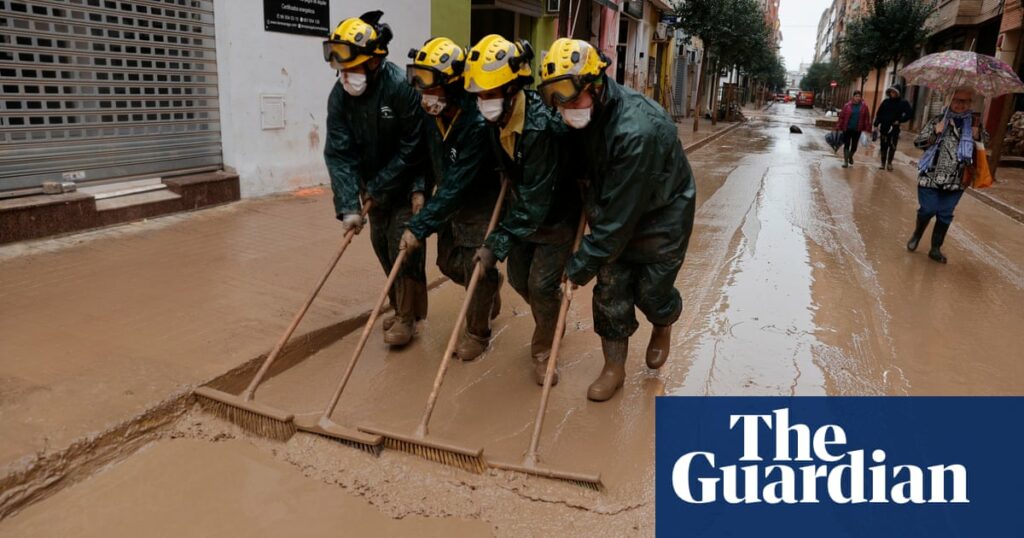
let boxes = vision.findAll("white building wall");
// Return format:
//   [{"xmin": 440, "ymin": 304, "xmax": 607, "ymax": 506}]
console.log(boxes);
[{"xmin": 214, "ymin": 1, "xmax": 431, "ymax": 198}]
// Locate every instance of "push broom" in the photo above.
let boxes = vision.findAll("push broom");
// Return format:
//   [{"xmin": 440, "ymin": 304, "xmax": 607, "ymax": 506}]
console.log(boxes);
[
  {"xmin": 359, "ymin": 180, "xmax": 508, "ymax": 474},
  {"xmin": 194, "ymin": 202, "xmax": 372, "ymax": 441},
  {"xmin": 291, "ymin": 247, "xmax": 412, "ymax": 454},
  {"xmin": 489, "ymin": 214, "xmax": 603, "ymax": 491}
]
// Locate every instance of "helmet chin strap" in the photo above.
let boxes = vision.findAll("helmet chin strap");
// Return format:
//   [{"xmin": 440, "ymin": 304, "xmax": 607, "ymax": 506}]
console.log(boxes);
[
  {"xmin": 498, "ymin": 86, "xmax": 521, "ymax": 125},
  {"xmin": 588, "ymin": 76, "xmax": 608, "ymax": 115}
]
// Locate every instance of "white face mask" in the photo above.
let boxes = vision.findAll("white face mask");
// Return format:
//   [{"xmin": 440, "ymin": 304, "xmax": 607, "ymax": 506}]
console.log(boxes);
[
  {"xmin": 421, "ymin": 94, "xmax": 446, "ymax": 116},
  {"xmin": 341, "ymin": 72, "xmax": 367, "ymax": 96},
  {"xmin": 560, "ymin": 106, "xmax": 592, "ymax": 129},
  {"xmin": 477, "ymin": 98, "xmax": 505, "ymax": 123}
]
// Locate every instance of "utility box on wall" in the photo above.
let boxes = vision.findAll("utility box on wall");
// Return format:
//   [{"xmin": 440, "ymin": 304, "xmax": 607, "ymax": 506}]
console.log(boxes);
[{"xmin": 260, "ymin": 94, "xmax": 286, "ymax": 130}]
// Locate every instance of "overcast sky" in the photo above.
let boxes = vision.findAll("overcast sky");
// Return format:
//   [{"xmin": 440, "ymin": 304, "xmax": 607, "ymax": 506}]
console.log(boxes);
[{"xmin": 779, "ymin": 0, "xmax": 832, "ymax": 71}]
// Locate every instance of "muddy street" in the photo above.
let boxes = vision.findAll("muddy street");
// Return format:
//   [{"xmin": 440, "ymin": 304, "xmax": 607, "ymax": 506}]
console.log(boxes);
[{"xmin": 2, "ymin": 103, "xmax": 1022, "ymax": 537}]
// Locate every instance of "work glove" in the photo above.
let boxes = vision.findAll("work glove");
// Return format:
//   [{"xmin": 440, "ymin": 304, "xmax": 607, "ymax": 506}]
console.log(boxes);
[
  {"xmin": 411, "ymin": 192, "xmax": 425, "ymax": 215},
  {"xmin": 399, "ymin": 229, "xmax": 421, "ymax": 252},
  {"xmin": 339, "ymin": 212, "xmax": 366, "ymax": 235},
  {"xmin": 473, "ymin": 246, "xmax": 497, "ymax": 270}
]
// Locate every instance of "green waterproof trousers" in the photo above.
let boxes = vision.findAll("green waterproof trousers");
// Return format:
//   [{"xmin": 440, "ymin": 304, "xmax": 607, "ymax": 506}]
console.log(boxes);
[
  {"xmin": 436, "ymin": 221, "xmax": 500, "ymax": 338},
  {"xmin": 592, "ymin": 257, "xmax": 684, "ymax": 340},
  {"xmin": 369, "ymin": 204, "xmax": 427, "ymax": 321},
  {"xmin": 506, "ymin": 236, "xmax": 574, "ymax": 359}
]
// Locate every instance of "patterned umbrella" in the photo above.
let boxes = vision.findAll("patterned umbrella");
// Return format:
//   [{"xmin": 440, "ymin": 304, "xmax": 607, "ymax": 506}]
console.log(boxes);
[{"xmin": 900, "ymin": 50, "xmax": 1024, "ymax": 97}]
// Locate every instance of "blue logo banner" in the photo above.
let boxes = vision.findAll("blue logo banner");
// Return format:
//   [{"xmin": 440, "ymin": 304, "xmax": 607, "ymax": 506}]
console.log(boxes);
[{"xmin": 655, "ymin": 397, "xmax": 1024, "ymax": 537}]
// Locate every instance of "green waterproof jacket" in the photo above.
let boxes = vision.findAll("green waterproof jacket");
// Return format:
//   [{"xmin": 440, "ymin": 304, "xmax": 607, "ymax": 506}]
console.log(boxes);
[
  {"xmin": 407, "ymin": 95, "xmax": 502, "ymax": 241},
  {"xmin": 324, "ymin": 61, "xmax": 426, "ymax": 217},
  {"xmin": 566, "ymin": 77, "xmax": 697, "ymax": 285},
  {"xmin": 484, "ymin": 90, "xmax": 579, "ymax": 260}
]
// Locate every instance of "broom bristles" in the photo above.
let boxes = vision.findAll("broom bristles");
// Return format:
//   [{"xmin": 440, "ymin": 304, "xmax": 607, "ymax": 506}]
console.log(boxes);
[
  {"xmin": 381, "ymin": 437, "xmax": 486, "ymax": 474},
  {"xmin": 307, "ymin": 430, "xmax": 384, "ymax": 456},
  {"xmin": 197, "ymin": 396, "xmax": 296, "ymax": 441}
]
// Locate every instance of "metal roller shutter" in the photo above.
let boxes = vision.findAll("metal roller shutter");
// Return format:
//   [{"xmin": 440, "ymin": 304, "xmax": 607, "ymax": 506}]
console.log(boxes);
[{"xmin": 0, "ymin": 0, "xmax": 222, "ymax": 193}]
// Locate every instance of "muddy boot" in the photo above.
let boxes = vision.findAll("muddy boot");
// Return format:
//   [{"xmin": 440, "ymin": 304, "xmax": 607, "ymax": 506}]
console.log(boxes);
[
  {"xmin": 532, "ymin": 349, "xmax": 559, "ymax": 387},
  {"xmin": 842, "ymin": 148, "xmax": 850, "ymax": 168},
  {"xmin": 529, "ymin": 300, "xmax": 561, "ymax": 386},
  {"xmin": 588, "ymin": 338, "xmax": 627, "ymax": 402},
  {"xmin": 645, "ymin": 325, "xmax": 672, "ymax": 370},
  {"xmin": 455, "ymin": 330, "xmax": 489, "ymax": 362},
  {"xmin": 383, "ymin": 278, "xmax": 417, "ymax": 346},
  {"xmin": 906, "ymin": 214, "xmax": 931, "ymax": 252},
  {"xmin": 879, "ymin": 154, "xmax": 886, "ymax": 170},
  {"xmin": 382, "ymin": 316, "xmax": 396, "ymax": 331},
  {"xmin": 928, "ymin": 221, "xmax": 950, "ymax": 264}
]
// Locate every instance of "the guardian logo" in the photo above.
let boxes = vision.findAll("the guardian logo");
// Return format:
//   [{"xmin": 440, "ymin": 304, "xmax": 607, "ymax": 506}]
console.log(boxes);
[{"xmin": 673, "ymin": 408, "xmax": 969, "ymax": 505}]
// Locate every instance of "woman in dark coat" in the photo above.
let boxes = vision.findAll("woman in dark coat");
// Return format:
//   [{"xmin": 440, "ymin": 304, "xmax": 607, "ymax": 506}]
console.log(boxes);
[{"xmin": 906, "ymin": 88, "xmax": 987, "ymax": 264}]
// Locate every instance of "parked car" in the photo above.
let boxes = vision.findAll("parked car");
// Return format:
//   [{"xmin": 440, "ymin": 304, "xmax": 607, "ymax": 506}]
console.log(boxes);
[{"xmin": 795, "ymin": 91, "xmax": 814, "ymax": 108}]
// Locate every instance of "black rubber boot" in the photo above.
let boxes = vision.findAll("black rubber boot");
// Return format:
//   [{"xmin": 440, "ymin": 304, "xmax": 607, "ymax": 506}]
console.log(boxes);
[
  {"xmin": 928, "ymin": 221, "xmax": 950, "ymax": 264},
  {"xmin": 842, "ymin": 148, "xmax": 850, "ymax": 168},
  {"xmin": 906, "ymin": 214, "xmax": 931, "ymax": 252}
]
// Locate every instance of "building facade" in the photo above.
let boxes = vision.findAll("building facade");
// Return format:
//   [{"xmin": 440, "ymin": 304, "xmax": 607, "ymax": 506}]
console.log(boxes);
[{"xmin": 0, "ymin": 0, "xmax": 691, "ymax": 242}]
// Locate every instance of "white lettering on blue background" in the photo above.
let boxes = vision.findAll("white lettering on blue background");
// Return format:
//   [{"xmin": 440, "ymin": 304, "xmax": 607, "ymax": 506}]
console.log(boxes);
[{"xmin": 672, "ymin": 408, "xmax": 969, "ymax": 505}]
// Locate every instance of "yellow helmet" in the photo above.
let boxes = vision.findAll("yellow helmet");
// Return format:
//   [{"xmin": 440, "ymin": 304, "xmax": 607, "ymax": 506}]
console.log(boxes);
[
  {"xmin": 538, "ymin": 38, "xmax": 609, "ymax": 106},
  {"xmin": 463, "ymin": 34, "xmax": 534, "ymax": 93},
  {"xmin": 322, "ymin": 11, "xmax": 392, "ymax": 69},
  {"xmin": 406, "ymin": 37, "xmax": 466, "ymax": 90}
]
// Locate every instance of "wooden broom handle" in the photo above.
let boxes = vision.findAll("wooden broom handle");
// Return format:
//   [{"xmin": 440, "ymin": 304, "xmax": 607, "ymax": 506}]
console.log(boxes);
[{"xmin": 242, "ymin": 201, "xmax": 373, "ymax": 401}]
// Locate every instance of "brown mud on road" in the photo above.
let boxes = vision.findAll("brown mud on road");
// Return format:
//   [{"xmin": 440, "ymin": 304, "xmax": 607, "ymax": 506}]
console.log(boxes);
[
  {"xmin": 0, "ymin": 438, "xmax": 490, "ymax": 538},
  {"xmin": 2, "ymin": 106, "xmax": 1022, "ymax": 536}
]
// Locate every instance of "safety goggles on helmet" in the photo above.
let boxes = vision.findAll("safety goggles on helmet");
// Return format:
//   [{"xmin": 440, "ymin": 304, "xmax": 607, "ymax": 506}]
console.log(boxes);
[
  {"xmin": 322, "ymin": 40, "xmax": 371, "ymax": 65},
  {"xmin": 406, "ymin": 64, "xmax": 442, "ymax": 89},
  {"xmin": 538, "ymin": 76, "xmax": 588, "ymax": 107}
]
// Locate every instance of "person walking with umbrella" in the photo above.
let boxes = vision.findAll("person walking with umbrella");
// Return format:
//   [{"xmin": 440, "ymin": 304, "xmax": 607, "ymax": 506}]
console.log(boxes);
[
  {"xmin": 835, "ymin": 90, "xmax": 872, "ymax": 168},
  {"xmin": 906, "ymin": 88, "xmax": 986, "ymax": 263},
  {"xmin": 901, "ymin": 50, "xmax": 1024, "ymax": 264}
]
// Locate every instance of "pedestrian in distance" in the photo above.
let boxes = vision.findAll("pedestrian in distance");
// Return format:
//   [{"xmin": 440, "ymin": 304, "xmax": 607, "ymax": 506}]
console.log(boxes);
[
  {"xmin": 874, "ymin": 86, "xmax": 913, "ymax": 171},
  {"xmin": 907, "ymin": 87, "xmax": 987, "ymax": 264},
  {"xmin": 835, "ymin": 90, "xmax": 872, "ymax": 168},
  {"xmin": 400, "ymin": 37, "xmax": 505, "ymax": 362},
  {"xmin": 538, "ymin": 39, "xmax": 696, "ymax": 402},
  {"xmin": 322, "ymin": 11, "xmax": 429, "ymax": 346},
  {"xmin": 464, "ymin": 34, "xmax": 582, "ymax": 386}
]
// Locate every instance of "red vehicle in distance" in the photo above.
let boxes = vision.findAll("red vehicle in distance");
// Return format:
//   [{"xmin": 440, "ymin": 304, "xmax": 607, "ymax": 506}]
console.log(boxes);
[{"xmin": 795, "ymin": 91, "xmax": 814, "ymax": 108}]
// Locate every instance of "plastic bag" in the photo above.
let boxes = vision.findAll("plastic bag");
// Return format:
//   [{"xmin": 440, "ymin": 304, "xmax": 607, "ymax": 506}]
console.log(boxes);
[
  {"xmin": 859, "ymin": 131, "xmax": 874, "ymax": 156},
  {"xmin": 825, "ymin": 130, "xmax": 844, "ymax": 152}
]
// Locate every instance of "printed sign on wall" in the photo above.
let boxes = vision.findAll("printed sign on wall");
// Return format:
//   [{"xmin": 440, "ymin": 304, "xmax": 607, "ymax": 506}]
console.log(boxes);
[{"xmin": 264, "ymin": 0, "xmax": 329, "ymax": 37}]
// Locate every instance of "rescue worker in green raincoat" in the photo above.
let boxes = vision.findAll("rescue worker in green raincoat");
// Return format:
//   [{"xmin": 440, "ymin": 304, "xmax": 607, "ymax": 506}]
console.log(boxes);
[
  {"xmin": 539, "ymin": 39, "xmax": 696, "ymax": 402},
  {"xmin": 322, "ymin": 11, "xmax": 428, "ymax": 347},
  {"xmin": 398, "ymin": 37, "xmax": 504, "ymax": 362},
  {"xmin": 464, "ymin": 35, "xmax": 581, "ymax": 385}
]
